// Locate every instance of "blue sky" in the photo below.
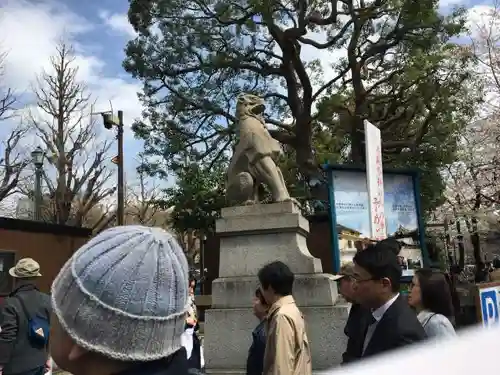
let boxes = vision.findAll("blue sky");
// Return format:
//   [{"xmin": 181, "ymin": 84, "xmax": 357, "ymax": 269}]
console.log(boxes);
[
  {"xmin": 0, "ymin": 0, "xmax": 144, "ymax": 181},
  {"xmin": 0, "ymin": 0, "xmax": 495, "ymax": 189}
]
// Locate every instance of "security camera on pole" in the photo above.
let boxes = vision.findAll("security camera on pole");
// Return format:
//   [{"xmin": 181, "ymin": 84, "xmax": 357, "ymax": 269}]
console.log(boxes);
[{"xmin": 100, "ymin": 110, "xmax": 125, "ymax": 226}]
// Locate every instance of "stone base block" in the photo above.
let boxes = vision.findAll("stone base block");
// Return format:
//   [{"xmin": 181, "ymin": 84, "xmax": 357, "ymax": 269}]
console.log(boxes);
[
  {"xmin": 218, "ymin": 233, "xmax": 323, "ymax": 277},
  {"xmin": 204, "ymin": 305, "xmax": 349, "ymax": 373},
  {"xmin": 217, "ymin": 202, "xmax": 323, "ymax": 277},
  {"xmin": 211, "ymin": 274, "xmax": 340, "ymax": 308}
]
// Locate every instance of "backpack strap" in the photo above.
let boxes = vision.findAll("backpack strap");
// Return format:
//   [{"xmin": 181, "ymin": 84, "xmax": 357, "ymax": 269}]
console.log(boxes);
[
  {"xmin": 14, "ymin": 294, "xmax": 49, "ymax": 349},
  {"xmin": 14, "ymin": 295, "xmax": 32, "ymax": 320},
  {"xmin": 422, "ymin": 313, "xmax": 437, "ymax": 328}
]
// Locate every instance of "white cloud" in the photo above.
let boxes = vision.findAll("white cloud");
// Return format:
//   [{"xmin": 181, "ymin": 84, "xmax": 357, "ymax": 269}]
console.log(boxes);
[
  {"xmin": 0, "ymin": 0, "xmax": 143, "ymax": 135},
  {"xmin": 98, "ymin": 10, "xmax": 137, "ymax": 39},
  {"xmin": 0, "ymin": 0, "xmax": 146, "ymax": 216},
  {"xmin": 465, "ymin": 5, "xmax": 500, "ymax": 110},
  {"xmin": 440, "ymin": 0, "xmax": 468, "ymax": 8},
  {"xmin": 467, "ymin": 5, "xmax": 499, "ymax": 37},
  {"xmin": 0, "ymin": 0, "xmax": 90, "ymax": 91}
]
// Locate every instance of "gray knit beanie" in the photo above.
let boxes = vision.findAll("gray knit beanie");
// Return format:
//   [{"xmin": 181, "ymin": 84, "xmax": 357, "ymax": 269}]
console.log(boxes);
[{"xmin": 51, "ymin": 225, "xmax": 190, "ymax": 361}]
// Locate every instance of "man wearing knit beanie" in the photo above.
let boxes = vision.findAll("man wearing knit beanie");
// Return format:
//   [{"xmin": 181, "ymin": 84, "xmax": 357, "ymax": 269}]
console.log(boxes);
[{"xmin": 50, "ymin": 226, "xmax": 191, "ymax": 375}]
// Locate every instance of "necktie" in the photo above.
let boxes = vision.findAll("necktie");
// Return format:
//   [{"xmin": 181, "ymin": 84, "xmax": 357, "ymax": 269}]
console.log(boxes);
[
  {"xmin": 363, "ymin": 314, "xmax": 377, "ymax": 354},
  {"xmin": 368, "ymin": 313, "xmax": 376, "ymax": 325}
]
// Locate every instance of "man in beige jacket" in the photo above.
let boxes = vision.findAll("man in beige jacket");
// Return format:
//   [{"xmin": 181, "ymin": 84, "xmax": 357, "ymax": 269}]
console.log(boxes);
[{"xmin": 258, "ymin": 261, "xmax": 312, "ymax": 375}]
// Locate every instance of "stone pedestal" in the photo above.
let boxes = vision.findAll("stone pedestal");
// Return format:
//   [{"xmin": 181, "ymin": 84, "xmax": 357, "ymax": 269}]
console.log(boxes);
[{"xmin": 204, "ymin": 202, "xmax": 349, "ymax": 374}]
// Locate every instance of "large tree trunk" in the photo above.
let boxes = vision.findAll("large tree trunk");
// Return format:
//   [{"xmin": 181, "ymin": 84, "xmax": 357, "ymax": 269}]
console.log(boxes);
[
  {"xmin": 470, "ymin": 189, "xmax": 483, "ymax": 265},
  {"xmin": 471, "ymin": 216, "xmax": 482, "ymax": 265},
  {"xmin": 295, "ymin": 114, "xmax": 316, "ymax": 175},
  {"xmin": 350, "ymin": 118, "xmax": 365, "ymax": 163},
  {"xmin": 456, "ymin": 219, "xmax": 465, "ymax": 270}
]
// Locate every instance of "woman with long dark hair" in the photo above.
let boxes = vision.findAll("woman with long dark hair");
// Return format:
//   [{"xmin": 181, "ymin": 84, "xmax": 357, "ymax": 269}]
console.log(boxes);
[{"xmin": 408, "ymin": 269, "xmax": 456, "ymax": 338}]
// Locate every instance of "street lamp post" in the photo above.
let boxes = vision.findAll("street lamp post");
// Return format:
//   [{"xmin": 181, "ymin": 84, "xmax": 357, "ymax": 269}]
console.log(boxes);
[
  {"xmin": 31, "ymin": 146, "xmax": 44, "ymax": 221},
  {"xmin": 102, "ymin": 110, "xmax": 125, "ymax": 226}
]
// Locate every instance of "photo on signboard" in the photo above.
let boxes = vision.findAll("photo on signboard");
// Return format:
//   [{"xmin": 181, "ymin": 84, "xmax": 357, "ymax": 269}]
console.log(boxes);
[{"xmin": 331, "ymin": 170, "xmax": 423, "ymax": 276}]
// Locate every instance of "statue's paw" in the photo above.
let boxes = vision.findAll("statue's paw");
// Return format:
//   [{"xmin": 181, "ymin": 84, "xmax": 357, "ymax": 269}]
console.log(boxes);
[
  {"xmin": 243, "ymin": 199, "xmax": 256, "ymax": 205},
  {"xmin": 281, "ymin": 197, "xmax": 300, "ymax": 206}
]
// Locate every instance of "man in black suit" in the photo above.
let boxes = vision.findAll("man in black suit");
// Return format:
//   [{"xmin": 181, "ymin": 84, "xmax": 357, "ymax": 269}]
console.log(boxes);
[{"xmin": 350, "ymin": 243, "xmax": 426, "ymax": 360}]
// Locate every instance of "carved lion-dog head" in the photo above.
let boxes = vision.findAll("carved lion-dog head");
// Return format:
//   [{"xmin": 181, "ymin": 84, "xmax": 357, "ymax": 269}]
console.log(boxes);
[{"xmin": 235, "ymin": 93, "xmax": 265, "ymax": 123}]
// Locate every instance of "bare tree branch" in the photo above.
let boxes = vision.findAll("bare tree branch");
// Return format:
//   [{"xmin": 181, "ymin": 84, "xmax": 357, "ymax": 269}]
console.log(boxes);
[
  {"xmin": 126, "ymin": 155, "xmax": 163, "ymax": 225},
  {"xmin": 0, "ymin": 49, "xmax": 29, "ymax": 203},
  {"xmin": 0, "ymin": 125, "xmax": 30, "ymax": 202},
  {"xmin": 27, "ymin": 41, "xmax": 115, "ymax": 226},
  {"xmin": 0, "ymin": 51, "xmax": 17, "ymax": 121}
]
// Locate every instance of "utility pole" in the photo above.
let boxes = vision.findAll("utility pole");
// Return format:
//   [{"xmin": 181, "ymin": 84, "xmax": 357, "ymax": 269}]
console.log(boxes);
[
  {"xmin": 101, "ymin": 110, "xmax": 125, "ymax": 226},
  {"xmin": 34, "ymin": 167, "xmax": 42, "ymax": 221},
  {"xmin": 117, "ymin": 110, "xmax": 124, "ymax": 226},
  {"xmin": 31, "ymin": 147, "xmax": 44, "ymax": 221}
]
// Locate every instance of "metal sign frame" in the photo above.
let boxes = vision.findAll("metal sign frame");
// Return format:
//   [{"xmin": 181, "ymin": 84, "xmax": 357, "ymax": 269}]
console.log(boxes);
[{"xmin": 322, "ymin": 163, "xmax": 429, "ymax": 277}]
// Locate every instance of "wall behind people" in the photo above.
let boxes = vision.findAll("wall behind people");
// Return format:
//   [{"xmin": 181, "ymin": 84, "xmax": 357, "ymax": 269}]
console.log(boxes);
[{"xmin": 0, "ymin": 217, "xmax": 91, "ymax": 295}]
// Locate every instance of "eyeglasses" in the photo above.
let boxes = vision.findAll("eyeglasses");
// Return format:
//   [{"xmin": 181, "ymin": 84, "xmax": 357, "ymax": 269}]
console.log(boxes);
[{"xmin": 352, "ymin": 276, "xmax": 375, "ymax": 283}]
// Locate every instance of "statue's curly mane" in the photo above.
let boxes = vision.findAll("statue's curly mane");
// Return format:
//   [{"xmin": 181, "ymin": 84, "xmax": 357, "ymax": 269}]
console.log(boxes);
[{"xmin": 235, "ymin": 94, "xmax": 264, "ymax": 125}]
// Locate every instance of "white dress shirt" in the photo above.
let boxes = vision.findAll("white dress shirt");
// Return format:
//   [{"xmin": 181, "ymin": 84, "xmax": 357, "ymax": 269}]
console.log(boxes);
[{"xmin": 363, "ymin": 293, "xmax": 400, "ymax": 353}]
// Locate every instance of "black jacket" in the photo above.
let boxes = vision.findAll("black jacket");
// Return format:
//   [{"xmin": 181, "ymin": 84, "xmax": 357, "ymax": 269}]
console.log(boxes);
[
  {"xmin": 246, "ymin": 320, "xmax": 266, "ymax": 375},
  {"xmin": 0, "ymin": 284, "xmax": 51, "ymax": 375},
  {"xmin": 116, "ymin": 349, "xmax": 189, "ymax": 375},
  {"xmin": 343, "ymin": 296, "xmax": 426, "ymax": 364},
  {"xmin": 187, "ymin": 331, "xmax": 202, "ymax": 371},
  {"xmin": 362, "ymin": 295, "xmax": 426, "ymax": 358},
  {"xmin": 342, "ymin": 303, "xmax": 370, "ymax": 364}
]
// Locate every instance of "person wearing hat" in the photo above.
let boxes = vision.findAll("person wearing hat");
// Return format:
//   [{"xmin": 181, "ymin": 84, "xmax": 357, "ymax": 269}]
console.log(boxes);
[
  {"xmin": 332, "ymin": 263, "xmax": 357, "ymax": 303},
  {"xmin": 49, "ymin": 225, "xmax": 191, "ymax": 375},
  {"xmin": 0, "ymin": 258, "xmax": 51, "ymax": 375},
  {"xmin": 333, "ymin": 262, "xmax": 372, "ymax": 365}
]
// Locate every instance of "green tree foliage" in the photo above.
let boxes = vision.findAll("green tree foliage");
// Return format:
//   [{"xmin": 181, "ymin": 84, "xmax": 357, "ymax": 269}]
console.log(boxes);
[
  {"xmin": 277, "ymin": 122, "xmax": 346, "ymax": 207},
  {"xmin": 125, "ymin": 0, "xmax": 483, "ymax": 215},
  {"xmin": 125, "ymin": 0, "xmax": 474, "ymax": 172},
  {"xmin": 157, "ymin": 161, "xmax": 226, "ymax": 235}
]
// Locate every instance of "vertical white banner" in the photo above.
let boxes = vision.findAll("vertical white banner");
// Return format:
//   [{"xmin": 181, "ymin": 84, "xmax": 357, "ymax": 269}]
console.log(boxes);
[{"xmin": 364, "ymin": 120, "xmax": 386, "ymax": 240}]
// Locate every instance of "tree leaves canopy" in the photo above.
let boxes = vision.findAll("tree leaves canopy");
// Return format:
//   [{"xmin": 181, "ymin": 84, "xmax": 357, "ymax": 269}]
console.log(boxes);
[
  {"xmin": 125, "ymin": 0, "xmax": 473, "ymax": 176},
  {"xmin": 158, "ymin": 160, "xmax": 227, "ymax": 234}
]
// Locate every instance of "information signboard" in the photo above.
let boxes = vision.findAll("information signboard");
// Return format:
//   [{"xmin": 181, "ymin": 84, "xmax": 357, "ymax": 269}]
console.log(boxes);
[
  {"xmin": 477, "ymin": 282, "xmax": 500, "ymax": 327},
  {"xmin": 364, "ymin": 120, "xmax": 386, "ymax": 240}
]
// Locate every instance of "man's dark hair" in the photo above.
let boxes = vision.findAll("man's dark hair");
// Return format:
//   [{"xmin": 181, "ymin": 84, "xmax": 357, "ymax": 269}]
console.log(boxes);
[
  {"xmin": 353, "ymin": 244, "xmax": 402, "ymax": 292},
  {"xmin": 258, "ymin": 261, "xmax": 294, "ymax": 296},
  {"xmin": 375, "ymin": 239, "xmax": 401, "ymax": 256}
]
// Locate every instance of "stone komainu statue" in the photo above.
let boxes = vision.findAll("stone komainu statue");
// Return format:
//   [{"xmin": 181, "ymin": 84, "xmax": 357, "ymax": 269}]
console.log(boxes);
[{"xmin": 226, "ymin": 93, "xmax": 291, "ymax": 206}]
